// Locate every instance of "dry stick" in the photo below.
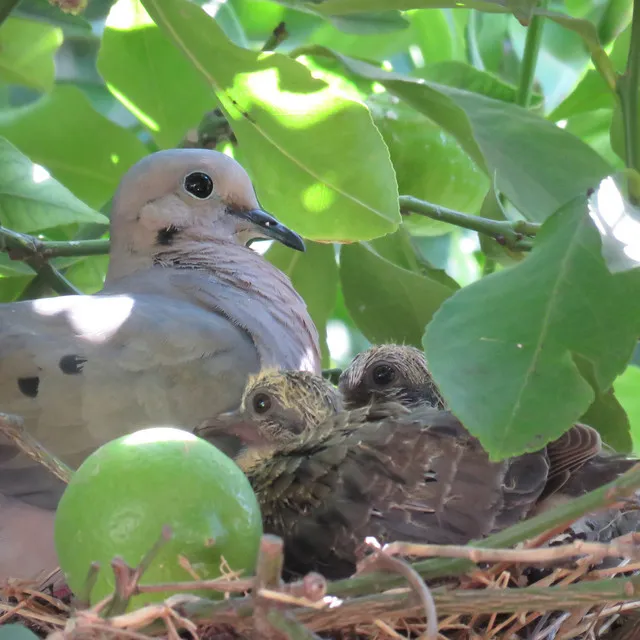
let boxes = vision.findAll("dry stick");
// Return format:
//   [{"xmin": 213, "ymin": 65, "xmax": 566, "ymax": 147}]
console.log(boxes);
[
  {"xmin": 330, "ymin": 462, "xmax": 640, "ymax": 598},
  {"xmin": 383, "ymin": 536, "xmax": 640, "ymax": 565},
  {"xmin": 0, "ymin": 413, "xmax": 73, "ymax": 484},
  {"xmin": 137, "ymin": 576, "xmax": 254, "ymax": 595}
]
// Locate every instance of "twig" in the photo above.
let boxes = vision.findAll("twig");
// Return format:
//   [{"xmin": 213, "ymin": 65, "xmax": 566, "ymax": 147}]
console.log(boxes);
[
  {"xmin": 0, "ymin": 413, "xmax": 74, "ymax": 483},
  {"xmin": 76, "ymin": 562, "xmax": 101, "ymax": 609},
  {"xmin": 136, "ymin": 576, "xmax": 254, "ymax": 595},
  {"xmin": 617, "ymin": 0, "xmax": 640, "ymax": 173},
  {"xmin": 358, "ymin": 543, "xmax": 438, "ymax": 640},
  {"xmin": 516, "ymin": 0, "xmax": 548, "ymax": 108},
  {"xmin": 330, "ymin": 462, "xmax": 640, "ymax": 598},
  {"xmin": 383, "ymin": 536, "xmax": 640, "ymax": 565},
  {"xmin": 105, "ymin": 526, "xmax": 173, "ymax": 616},
  {"xmin": 262, "ymin": 21, "xmax": 288, "ymax": 52},
  {"xmin": 398, "ymin": 196, "xmax": 538, "ymax": 252}
]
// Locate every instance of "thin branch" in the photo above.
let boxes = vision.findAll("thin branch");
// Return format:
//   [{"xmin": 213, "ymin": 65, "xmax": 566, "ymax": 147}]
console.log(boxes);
[
  {"xmin": 383, "ymin": 536, "xmax": 640, "ymax": 565},
  {"xmin": 398, "ymin": 196, "xmax": 538, "ymax": 252},
  {"xmin": 0, "ymin": 413, "xmax": 73, "ymax": 483},
  {"xmin": 516, "ymin": 1, "xmax": 548, "ymax": 108},
  {"xmin": 262, "ymin": 21, "xmax": 288, "ymax": 53},
  {"xmin": 617, "ymin": 0, "xmax": 640, "ymax": 173},
  {"xmin": 0, "ymin": 227, "xmax": 110, "ymax": 259}
]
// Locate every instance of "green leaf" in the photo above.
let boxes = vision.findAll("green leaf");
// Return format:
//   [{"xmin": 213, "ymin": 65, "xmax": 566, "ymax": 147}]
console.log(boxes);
[
  {"xmin": 142, "ymin": 0, "xmax": 400, "ymax": 242},
  {"xmin": 565, "ymin": 109, "xmax": 622, "ymax": 169},
  {"xmin": 0, "ymin": 275, "xmax": 33, "ymax": 302},
  {"xmin": 327, "ymin": 11, "xmax": 410, "ymax": 34},
  {"xmin": 575, "ymin": 354, "xmax": 632, "ymax": 452},
  {"xmin": 424, "ymin": 193, "xmax": 640, "ymax": 460},
  {"xmin": 596, "ymin": 0, "xmax": 632, "ymax": 47},
  {"xmin": 412, "ymin": 60, "xmax": 542, "ymax": 106},
  {"xmin": 0, "ymin": 17, "xmax": 63, "ymax": 92},
  {"xmin": 98, "ymin": 0, "xmax": 216, "ymax": 149},
  {"xmin": 0, "ymin": 137, "xmax": 108, "ymax": 233},
  {"xmin": 368, "ymin": 93, "xmax": 488, "ymax": 236},
  {"xmin": 299, "ymin": 47, "xmax": 611, "ymax": 222},
  {"xmin": 0, "ymin": 85, "xmax": 148, "ymax": 210},
  {"xmin": 65, "ymin": 255, "xmax": 110, "ymax": 294},
  {"xmin": 341, "ymin": 231, "xmax": 458, "ymax": 346},
  {"xmin": 266, "ymin": 241, "xmax": 338, "ymax": 367},
  {"xmin": 408, "ymin": 9, "xmax": 457, "ymax": 64},
  {"xmin": 614, "ymin": 364, "xmax": 640, "ymax": 453}
]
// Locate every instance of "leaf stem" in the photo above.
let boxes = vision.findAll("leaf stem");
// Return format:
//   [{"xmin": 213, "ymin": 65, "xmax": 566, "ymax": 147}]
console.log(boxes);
[
  {"xmin": 399, "ymin": 196, "xmax": 538, "ymax": 252},
  {"xmin": 517, "ymin": 2, "xmax": 548, "ymax": 108},
  {"xmin": 262, "ymin": 21, "xmax": 288, "ymax": 53},
  {"xmin": 617, "ymin": 0, "xmax": 640, "ymax": 172}
]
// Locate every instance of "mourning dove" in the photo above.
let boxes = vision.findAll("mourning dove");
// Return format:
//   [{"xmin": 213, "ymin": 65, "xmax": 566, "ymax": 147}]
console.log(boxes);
[
  {"xmin": 338, "ymin": 344, "xmax": 638, "ymax": 508},
  {"xmin": 0, "ymin": 149, "xmax": 321, "ymax": 583},
  {"xmin": 197, "ymin": 370, "xmax": 553, "ymax": 579}
]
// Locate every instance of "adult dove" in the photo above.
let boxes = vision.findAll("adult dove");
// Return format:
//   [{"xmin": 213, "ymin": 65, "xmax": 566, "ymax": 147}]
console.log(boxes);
[{"xmin": 0, "ymin": 149, "xmax": 321, "ymax": 583}]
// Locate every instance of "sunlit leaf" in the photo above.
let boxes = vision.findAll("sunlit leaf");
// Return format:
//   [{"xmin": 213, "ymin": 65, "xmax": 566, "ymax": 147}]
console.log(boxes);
[
  {"xmin": 143, "ymin": 0, "xmax": 400, "ymax": 242},
  {"xmin": 0, "ymin": 17, "xmax": 63, "ymax": 92},
  {"xmin": 614, "ymin": 364, "xmax": 640, "ymax": 453},
  {"xmin": 0, "ymin": 137, "xmax": 108, "ymax": 232},
  {"xmin": 0, "ymin": 85, "xmax": 148, "ymax": 209},
  {"xmin": 98, "ymin": 0, "xmax": 216, "ymax": 148}
]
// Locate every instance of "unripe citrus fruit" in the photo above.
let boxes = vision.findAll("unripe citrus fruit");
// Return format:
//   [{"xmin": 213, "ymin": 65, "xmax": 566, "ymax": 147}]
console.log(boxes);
[{"xmin": 54, "ymin": 427, "xmax": 262, "ymax": 609}]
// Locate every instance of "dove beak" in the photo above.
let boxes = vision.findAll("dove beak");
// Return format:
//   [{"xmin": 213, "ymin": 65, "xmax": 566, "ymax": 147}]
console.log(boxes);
[{"xmin": 236, "ymin": 208, "xmax": 306, "ymax": 252}]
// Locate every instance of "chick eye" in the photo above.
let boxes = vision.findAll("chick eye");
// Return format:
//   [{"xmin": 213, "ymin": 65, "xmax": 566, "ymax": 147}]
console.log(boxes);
[
  {"xmin": 252, "ymin": 392, "xmax": 272, "ymax": 414},
  {"xmin": 184, "ymin": 172, "xmax": 214, "ymax": 199},
  {"xmin": 371, "ymin": 364, "xmax": 396, "ymax": 386}
]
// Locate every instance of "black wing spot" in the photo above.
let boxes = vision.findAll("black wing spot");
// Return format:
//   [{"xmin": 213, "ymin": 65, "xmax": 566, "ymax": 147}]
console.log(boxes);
[
  {"xmin": 156, "ymin": 225, "xmax": 180, "ymax": 246},
  {"xmin": 59, "ymin": 355, "xmax": 87, "ymax": 375},
  {"xmin": 18, "ymin": 377, "xmax": 39, "ymax": 398}
]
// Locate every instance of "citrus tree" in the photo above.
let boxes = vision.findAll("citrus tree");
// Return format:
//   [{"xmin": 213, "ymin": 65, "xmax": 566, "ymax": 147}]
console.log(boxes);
[{"xmin": 0, "ymin": 0, "xmax": 639, "ymax": 460}]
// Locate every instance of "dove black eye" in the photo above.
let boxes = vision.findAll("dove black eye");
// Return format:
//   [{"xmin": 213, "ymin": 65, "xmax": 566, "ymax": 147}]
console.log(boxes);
[
  {"xmin": 184, "ymin": 172, "xmax": 214, "ymax": 199},
  {"xmin": 252, "ymin": 392, "xmax": 272, "ymax": 414},
  {"xmin": 371, "ymin": 364, "xmax": 396, "ymax": 386}
]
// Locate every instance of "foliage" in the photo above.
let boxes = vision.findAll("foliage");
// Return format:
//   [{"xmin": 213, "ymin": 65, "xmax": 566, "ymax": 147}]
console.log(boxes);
[{"xmin": 0, "ymin": 0, "xmax": 639, "ymax": 460}]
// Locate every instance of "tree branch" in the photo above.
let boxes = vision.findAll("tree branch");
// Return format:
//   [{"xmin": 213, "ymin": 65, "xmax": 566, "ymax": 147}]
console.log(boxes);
[
  {"xmin": 516, "ymin": 1, "xmax": 548, "ymax": 108},
  {"xmin": 399, "ymin": 196, "xmax": 538, "ymax": 252},
  {"xmin": 617, "ymin": 0, "xmax": 640, "ymax": 173}
]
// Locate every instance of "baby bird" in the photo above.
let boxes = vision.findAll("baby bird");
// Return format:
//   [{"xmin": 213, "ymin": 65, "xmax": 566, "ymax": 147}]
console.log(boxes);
[
  {"xmin": 198, "ymin": 369, "xmax": 553, "ymax": 579},
  {"xmin": 339, "ymin": 344, "xmax": 639, "ymax": 506},
  {"xmin": 339, "ymin": 344, "xmax": 446, "ymax": 410}
]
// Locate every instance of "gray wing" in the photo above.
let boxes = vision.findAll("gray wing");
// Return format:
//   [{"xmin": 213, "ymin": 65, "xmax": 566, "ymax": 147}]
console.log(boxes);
[{"xmin": 0, "ymin": 288, "xmax": 258, "ymax": 509}]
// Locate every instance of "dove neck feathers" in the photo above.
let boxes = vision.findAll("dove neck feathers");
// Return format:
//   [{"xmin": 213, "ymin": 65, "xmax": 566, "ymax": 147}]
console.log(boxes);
[{"xmin": 106, "ymin": 238, "xmax": 321, "ymax": 374}]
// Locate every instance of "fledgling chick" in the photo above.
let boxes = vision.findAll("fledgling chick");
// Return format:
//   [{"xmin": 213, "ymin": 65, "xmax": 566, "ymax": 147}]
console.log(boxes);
[
  {"xmin": 338, "ymin": 344, "xmax": 446, "ymax": 410},
  {"xmin": 198, "ymin": 369, "xmax": 553, "ymax": 579},
  {"xmin": 340, "ymin": 344, "xmax": 639, "ymax": 510}
]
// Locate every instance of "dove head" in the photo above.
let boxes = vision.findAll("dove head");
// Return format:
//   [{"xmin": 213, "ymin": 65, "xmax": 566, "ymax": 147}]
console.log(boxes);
[
  {"xmin": 338, "ymin": 344, "xmax": 446, "ymax": 410},
  {"xmin": 107, "ymin": 149, "xmax": 304, "ymax": 279},
  {"xmin": 197, "ymin": 369, "xmax": 342, "ymax": 468}
]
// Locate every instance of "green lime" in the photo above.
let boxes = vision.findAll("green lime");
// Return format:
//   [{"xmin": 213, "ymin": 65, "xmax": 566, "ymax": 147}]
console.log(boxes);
[{"xmin": 54, "ymin": 427, "xmax": 262, "ymax": 609}]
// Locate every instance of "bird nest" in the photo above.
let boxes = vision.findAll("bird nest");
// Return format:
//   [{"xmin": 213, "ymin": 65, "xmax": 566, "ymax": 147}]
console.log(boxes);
[{"xmin": 4, "ymin": 465, "xmax": 640, "ymax": 640}]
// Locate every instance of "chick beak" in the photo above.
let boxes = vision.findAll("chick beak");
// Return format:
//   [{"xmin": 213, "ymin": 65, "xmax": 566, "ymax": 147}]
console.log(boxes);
[
  {"xmin": 234, "ymin": 207, "xmax": 305, "ymax": 252},
  {"xmin": 196, "ymin": 411, "xmax": 269, "ymax": 453}
]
